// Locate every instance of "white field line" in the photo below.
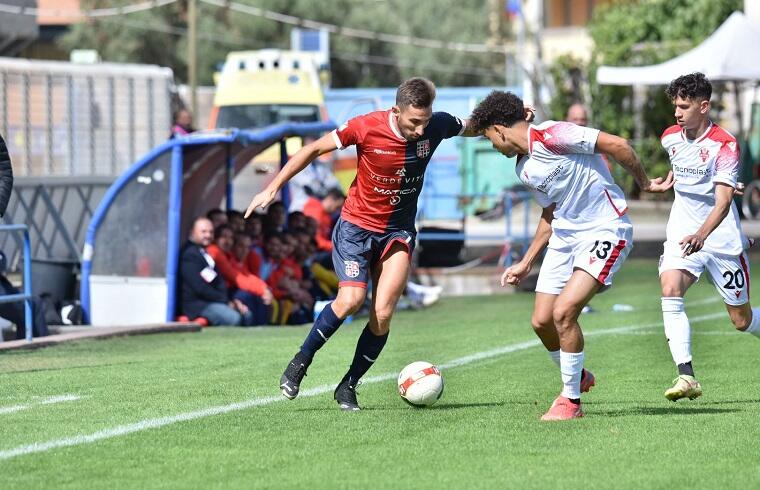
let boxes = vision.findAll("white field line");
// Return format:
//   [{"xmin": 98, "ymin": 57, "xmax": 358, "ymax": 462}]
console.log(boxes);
[
  {"xmin": 0, "ymin": 310, "xmax": 729, "ymax": 461},
  {"xmin": 0, "ymin": 395, "xmax": 81, "ymax": 415}
]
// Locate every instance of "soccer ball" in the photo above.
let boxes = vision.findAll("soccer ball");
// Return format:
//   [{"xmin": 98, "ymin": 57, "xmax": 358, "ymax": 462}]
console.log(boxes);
[{"xmin": 397, "ymin": 361, "xmax": 444, "ymax": 407}]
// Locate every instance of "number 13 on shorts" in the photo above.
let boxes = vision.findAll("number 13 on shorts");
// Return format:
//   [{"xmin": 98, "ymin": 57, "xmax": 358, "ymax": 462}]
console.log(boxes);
[{"xmin": 581, "ymin": 238, "xmax": 630, "ymax": 286}]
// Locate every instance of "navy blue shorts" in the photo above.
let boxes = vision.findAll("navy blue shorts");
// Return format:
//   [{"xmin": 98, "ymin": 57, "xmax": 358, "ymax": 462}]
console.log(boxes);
[{"xmin": 332, "ymin": 218, "xmax": 416, "ymax": 288}]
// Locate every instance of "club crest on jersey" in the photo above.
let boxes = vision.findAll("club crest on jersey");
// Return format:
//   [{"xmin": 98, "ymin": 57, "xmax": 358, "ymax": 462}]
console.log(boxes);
[
  {"xmin": 699, "ymin": 147, "xmax": 709, "ymax": 162},
  {"xmin": 416, "ymin": 139, "xmax": 430, "ymax": 158},
  {"xmin": 344, "ymin": 260, "xmax": 360, "ymax": 278},
  {"xmin": 669, "ymin": 146, "xmax": 677, "ymax": 157}
]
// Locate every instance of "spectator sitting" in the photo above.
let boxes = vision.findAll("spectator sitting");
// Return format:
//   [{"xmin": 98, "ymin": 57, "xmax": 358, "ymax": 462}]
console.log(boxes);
[
  {"xmin": 206, "ymin": 224, "xmax": 272, "ymax": 325},
  {"xmin": 287, "ymin": 211, "xmax": 307, "ymax": 231},
  {"xmin": 206, "ymin": 208, "xmax": 228, "ymax": 230},
  {"xmin": 0, "ymin": 250, "xmax": 49, "ymax": 340},
  {"xmin": 263, "ymin": 201, "xmax": 287, "ymax": 233},
  {"xmin": 226, "ymin": 209, "xmax": 246, "ymax": 233},
  {"xmin": 245, "ymin": 213, "xmax": 264, "ymax": 252},
  {"xmin": 178, "ymin": 217, "xmax": 251, "ymax": 326},
  {"xmin": 261, "ymin": 232, "xmax": 313, "ymax": 324},
  {"xmin": 170, "ymin": 108, "xmax": 196, "ymax": 138},
  {"xmin": 302, "ymin": 188, "xmax": 345, "ymax": 252},
  {"xmin": 294, "ymin": 230, "xmax": 338, "ymax": 300},
  {"xmin": 234, "ymin": 232, "xmax": 262, "ymax": 279}
]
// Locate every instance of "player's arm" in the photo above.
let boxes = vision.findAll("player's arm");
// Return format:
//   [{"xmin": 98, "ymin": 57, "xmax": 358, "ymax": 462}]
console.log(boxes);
[
  {"xmin": 596, "ymin": 132, "xmax": 674, "ymax": 193},
  {"xmin": 244, "ymin": 133, "xmax": 338, "ymax": 218},
  {"xmin": 501, "ymin": 204, "xmax": 554, "ymax": 287},
  {"xmin": 460, "ymin": 119, "xmax": 480, "ymax": 137},
  {"xmin": 680, "ymin": 183, "xmax": 734, "ymax": 256}
]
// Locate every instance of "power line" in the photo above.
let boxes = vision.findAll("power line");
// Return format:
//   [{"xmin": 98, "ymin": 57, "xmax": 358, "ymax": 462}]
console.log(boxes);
[
  {"xmin": 99, "ymin": 16, "xmax": 506, "ymax": 78},
  {"xmin": 0, "ymin": 0, "xmax": 177, "ymax": 17},
  {"xmin": 333, "ymin": 51, "xmax": 504, "ymax": 79},
  {"xmin": 101, "ymin": 15, "xmax": 261, "ymax": 49},
  {"xmin": 199, "ymin": 0, "xmax": 504, "ymax": 54}
]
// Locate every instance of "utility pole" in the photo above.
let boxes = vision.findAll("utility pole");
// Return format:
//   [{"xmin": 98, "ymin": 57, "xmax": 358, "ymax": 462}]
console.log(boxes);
[{"xmin": 188, "ymin": 0, "xmax": 198, "ymax": 116}]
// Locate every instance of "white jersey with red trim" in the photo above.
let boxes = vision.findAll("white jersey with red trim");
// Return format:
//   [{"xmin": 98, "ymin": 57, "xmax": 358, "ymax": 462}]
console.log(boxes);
[
  {"xmin": 661, "ymin": 122, "xmax": 744, "ymax": 255},
  {"xmin": 516, "ymin": 120, "xmax": 628, "ymax": 232}
]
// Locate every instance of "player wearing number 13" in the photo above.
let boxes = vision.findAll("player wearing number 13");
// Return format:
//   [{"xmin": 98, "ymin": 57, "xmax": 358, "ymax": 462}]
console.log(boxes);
[
  {"xmin": 658, "ymin": 73, "xmax": 760, "ymax": 402},
  {"xmin": 469, "ymin": 91, "xmax": 673, "ymax": 421}
]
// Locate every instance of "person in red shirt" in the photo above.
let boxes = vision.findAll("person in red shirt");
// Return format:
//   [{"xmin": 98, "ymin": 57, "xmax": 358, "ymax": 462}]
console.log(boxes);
[
  {"xmin": 246, "ymin": 77, "xmax": 485, "ymax": 411},
  {"xmin": 207, "ymin": 225, "xmax": 273, "ymax": 325},
  {"xmin": 302, "ymin": 188, "xmax": 345, "ymax": 252},
  {"xmin": 260, "ymin": 232, "xmax": 313, "ymax": 324}
]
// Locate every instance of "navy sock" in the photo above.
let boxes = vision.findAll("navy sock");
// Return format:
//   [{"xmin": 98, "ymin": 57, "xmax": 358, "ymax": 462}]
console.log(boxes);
[
  {"xmin": 677, "ymin": 362, "xmax": 695, "ymax": 377},
  {"xmin": 300, "ymin": 303, "xmax": 344, "ymax": 360},
  {"xmin": 344, "ymin": 325, "xmax": 389, "ymax": 383}
]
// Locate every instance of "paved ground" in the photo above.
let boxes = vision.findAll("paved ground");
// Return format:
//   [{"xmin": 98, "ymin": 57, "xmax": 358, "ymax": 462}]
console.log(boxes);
[{"xmin": 0, "ymin": 323, "xmax": 202, "ymax": 351}]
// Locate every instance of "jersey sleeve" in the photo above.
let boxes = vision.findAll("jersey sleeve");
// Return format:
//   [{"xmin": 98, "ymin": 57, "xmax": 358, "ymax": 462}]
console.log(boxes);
[
  {"xmin": 713, "ymin": 140, "xmax": 740, "ymax": 188},
  {"xmin": 532, "ymin": 190, "xmax": 554, "ymax": 209},
  {"xmin": 434, "ymin": 112, "xmax": 465, "ymax": 139},
  {"xmin": 538, "ymin": 122, "xmax": 600, "ymax": 155},
  {"xmin": 331, "ymin": 115, "xmax": 366, "ymax": 150}
]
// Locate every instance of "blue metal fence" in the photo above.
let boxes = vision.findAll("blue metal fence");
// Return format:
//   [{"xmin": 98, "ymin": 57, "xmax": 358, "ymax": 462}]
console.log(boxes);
[
  {"xmin": 417, "ymin": 191, "xmax": 534, "ymax": 266},
  {"xmin": 0, "ymin": 224, "xmax": 33, "ymax": 342}
]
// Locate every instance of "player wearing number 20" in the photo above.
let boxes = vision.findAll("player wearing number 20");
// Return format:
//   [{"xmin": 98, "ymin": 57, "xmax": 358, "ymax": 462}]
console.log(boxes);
[
  {"xmin": 469, "ymin": 91, "xmax": 673, "ymax": 421},
  {"xmin": 659, "ymin": 73, "xmax": 760, "ymax": 402}
]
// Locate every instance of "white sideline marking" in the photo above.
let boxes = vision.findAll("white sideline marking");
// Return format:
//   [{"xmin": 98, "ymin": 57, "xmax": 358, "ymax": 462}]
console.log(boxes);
[
  {"xmin": 0, "ymin": 310, "xmax": 731, "ymax": 461},
  {"xmin": 0, "ymin": 395, "xmax": 81, "ymax": 415}
]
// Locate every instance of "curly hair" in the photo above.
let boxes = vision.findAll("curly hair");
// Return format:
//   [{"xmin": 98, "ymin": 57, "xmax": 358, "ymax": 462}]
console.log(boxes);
[
  {"xmin": 469, "ymin": 91, "xmax": 525, "ymax": 132},
  {"xmin": 666, "ymin": 72, "xmax": 712, "ymax": 102}
]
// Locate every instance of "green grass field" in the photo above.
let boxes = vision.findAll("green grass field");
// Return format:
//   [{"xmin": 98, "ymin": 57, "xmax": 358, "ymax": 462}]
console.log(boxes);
[{"xmin": 2, "ymin": 258, "xmax": 760, "ymax": 489}]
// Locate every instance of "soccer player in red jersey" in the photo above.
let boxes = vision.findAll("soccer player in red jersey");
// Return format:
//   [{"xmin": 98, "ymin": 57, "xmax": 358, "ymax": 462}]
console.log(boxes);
[{"xmin": 245, "ymin": 78, "xmax": 483, "ymax": 410}]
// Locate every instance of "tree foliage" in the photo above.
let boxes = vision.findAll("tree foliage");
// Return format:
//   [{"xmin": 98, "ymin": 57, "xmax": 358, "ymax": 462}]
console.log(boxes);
[
  {"xmin": 547, "ymin": 0, "xmax": 742, "ymax": 196},
  {"xmin": 59, "ymin": 0, "xmax": 512, "ymax": 87}
]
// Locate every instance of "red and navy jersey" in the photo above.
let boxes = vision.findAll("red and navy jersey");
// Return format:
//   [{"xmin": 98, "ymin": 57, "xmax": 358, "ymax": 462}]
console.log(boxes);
[{"xmin": 331, "ymin": 109, "xmax": 464, "ymax": 232}]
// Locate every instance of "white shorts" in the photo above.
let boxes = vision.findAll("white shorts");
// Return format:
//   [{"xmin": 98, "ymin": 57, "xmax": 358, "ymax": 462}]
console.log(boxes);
[
  {"xmin": 659, "ymin": 242, "xmax": 751, "ymax": 306},
  {"xmin": 535, "ymin": 220, "xmax": 633, "ymax": 295}
]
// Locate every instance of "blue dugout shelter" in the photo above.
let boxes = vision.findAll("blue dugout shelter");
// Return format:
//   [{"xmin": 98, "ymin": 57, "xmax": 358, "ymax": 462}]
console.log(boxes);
[{"xmin": 81, "ymin": 122, "xmax": 336, "ymax": 326}]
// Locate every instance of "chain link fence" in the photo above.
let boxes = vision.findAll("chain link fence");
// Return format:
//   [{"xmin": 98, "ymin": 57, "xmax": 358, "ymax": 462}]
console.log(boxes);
[{"xmin": 0, "ymin": 57, "xmax": 174, "ymax": 177}]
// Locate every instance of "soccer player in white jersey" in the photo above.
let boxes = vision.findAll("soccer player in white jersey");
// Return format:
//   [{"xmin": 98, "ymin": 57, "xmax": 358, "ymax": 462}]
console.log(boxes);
[
  {"xmin": 658, "ymin": 72, "xmax": 760, "ymax": 401},
  {"xmin": 470, "ymin": 91, "xmax": 673, "ymax": 420}
]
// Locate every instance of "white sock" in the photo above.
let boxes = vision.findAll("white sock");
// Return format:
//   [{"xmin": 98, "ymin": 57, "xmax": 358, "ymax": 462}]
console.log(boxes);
[
  {"xmin": 744, "ymin": 307, "xmax": 760, "ymax": 338},
  {"xmin": 662, "ymin": 297, "xmax": 692, "ymax": 365},
  {"xmin": 548, "ymin": 349, "xmax": 561, "ymax": 368},
  {"xmin": 560, "ymin": 350, "xmax": 584, "ymax": 400}
]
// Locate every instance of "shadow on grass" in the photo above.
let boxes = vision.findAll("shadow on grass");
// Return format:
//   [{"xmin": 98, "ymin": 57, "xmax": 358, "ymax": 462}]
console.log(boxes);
[
  {"xmin": 0, "ymin": 360, "xmax": 142, "ymax": 375},
  {"xmin": 701, "ymin": 398, "xmax": 760, "ymax": 405},
  {"xmin": 593, "ymin": 406, "xmax": 742, "ymax": 417},
  {"xmin": 292, "ymin": 401, "xmax": 511, "ymax": 412}
]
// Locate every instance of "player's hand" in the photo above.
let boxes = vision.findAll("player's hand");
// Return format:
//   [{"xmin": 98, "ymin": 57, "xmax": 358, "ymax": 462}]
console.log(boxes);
[
  {"xmin": 244, "ymin": 188, "xmax": 277, "ymax": 218},
  {"xmin": 524, "ymin": 105, "xmax": 536, "ymax": 123},
  {"xmin": 643, "ymin": 171, "xmax": 674, "ymax": 193},
  {"xmin": 679, "ymin": 234, "xmax": 705, "ymax": 257},
  {"xmin": 500, "ymin": 261, "xmax": 531, "ymax": 287},
  {"xmin": 734, "ymin": 182, "xmax": 745, "ymax": 196},
  {"xmin": 233, "ymin": 298, "xmax": 250, "ymax": 314}
]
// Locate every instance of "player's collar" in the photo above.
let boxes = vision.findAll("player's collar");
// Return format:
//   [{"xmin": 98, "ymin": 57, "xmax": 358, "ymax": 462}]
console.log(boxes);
[
  {"xmin": 387, "ymin": 110, "xmax": 406, "ymax": 141},
  {"xmin": 682, "ymin": 121, "xmax": 713, "ymax": 143}
]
